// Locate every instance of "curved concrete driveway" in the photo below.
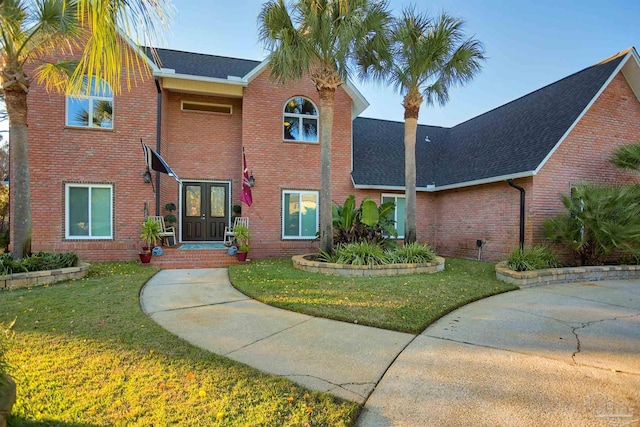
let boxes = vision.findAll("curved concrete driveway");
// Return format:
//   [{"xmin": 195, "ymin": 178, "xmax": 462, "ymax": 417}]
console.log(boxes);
[
  {"xmin": 141, "ymin": 269, "xmax": 640, "ymax": 425},
  {"xmin": 358, "ymin": 279, "xmax": 640, "ymax": 426}
]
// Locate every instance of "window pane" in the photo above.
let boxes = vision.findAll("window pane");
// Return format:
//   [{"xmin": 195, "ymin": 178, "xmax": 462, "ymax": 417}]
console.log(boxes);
[
  {"xmin": 210, "ymin": 186, "xmax": 225, "ymax": 217},
  {"xmin": 300, "ymin": 194, "xmax": 317, "ymax": 237},
  {"xmin": 186, "ymin": 186, "xmax": 201, "ymax": 217},
  {"xmin": 285, "ymin": 97, "xmax": 317, "ymax": 115},
  {"xmin": 69, "ymin": 187, "xmax": 89, "ymax": 236},
  {"xmin": 396, "ymin": 198, "xmax": 406, "ymax": 237},
  {"xmin": 68, "ymin": 98, "xmax": 90, "ymax": 127},
  {"xmin": 91, "ymin": 188, "xmax": 111, "ymax": 236},
  {"xmin": 302, "ymin": 118, "xmax": 318, "ymax": 142},
  {"xmin": 284, "ymin": 115, "xmax": 298, "ymax": 140},
  {"xmin": 284, "ymin": 193, "xmax": 300, "ymax": 237},
  {"xmin": 92, "ymin": 100, "xmax": 113, "ymax": 128}
]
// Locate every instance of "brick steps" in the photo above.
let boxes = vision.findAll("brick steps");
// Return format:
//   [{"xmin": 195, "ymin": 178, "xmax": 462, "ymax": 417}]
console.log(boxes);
[{"xmin": 148, "ymin": 246, "xmax": 247, "ymax": 269}]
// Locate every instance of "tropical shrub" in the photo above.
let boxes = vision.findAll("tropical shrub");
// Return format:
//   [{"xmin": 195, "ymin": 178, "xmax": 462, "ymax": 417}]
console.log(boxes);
[
  {"xmin": 388, "ymin": 242, "xmax": 436, "ymax": 264},
  {"xmin": 507, "ymin": 246, "xmax": 559, "ymax": 272},
  {"xmin": 543, "ymin": 184, "xmax": 640, "ymax": 266},
  {"xmin": 332, "ymin": 195, "xmax": 397, "ymax": 249},
  {"xmin": 319, "ymin": 242, "xmax": 437, "ymax": 266},
  {"xmin": 0, "ymin": 251, "xmax": 78, "ymax": 275}
]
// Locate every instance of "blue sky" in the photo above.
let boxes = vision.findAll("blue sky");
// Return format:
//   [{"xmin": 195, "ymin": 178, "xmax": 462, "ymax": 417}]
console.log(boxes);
[{"xmin": 159, "ymin": 0, "xmax": 640, "ymax": 127}]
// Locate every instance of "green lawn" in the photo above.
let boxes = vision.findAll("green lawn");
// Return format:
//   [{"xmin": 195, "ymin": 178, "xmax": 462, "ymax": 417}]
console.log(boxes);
[
  {"xmin": 0, "ymin": 262, "xmax": 359, "ymax": 426},
  {"xmin": 229, "ymin": 258, "xmax": 517, "ymax": 334}
]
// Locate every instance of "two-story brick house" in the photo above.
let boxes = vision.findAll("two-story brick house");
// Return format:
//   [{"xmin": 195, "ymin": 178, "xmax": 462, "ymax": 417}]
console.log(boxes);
[{"xmin": 16, "ymin": 44, "xmax": 640, "ymax": 263}]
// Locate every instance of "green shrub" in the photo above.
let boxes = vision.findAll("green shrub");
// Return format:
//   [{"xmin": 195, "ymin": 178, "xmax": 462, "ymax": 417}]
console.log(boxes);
[
  {"xmin": 388, "ymin": 242, "xmax": 436, "ymax": 264},
  {"xmin": 318, "ymin": 241, "xmax": 437, "ymax": 266},
  {"xmin": 319, "ymin": 241, "xmax": 390, "ymax": 266},
  {"xmin": 0, "ymin": 251, "xmax": 78, "ymax": 275},
  {"xmin": 507, "ymin": 246, "xmax": 559, "ymax": 272},
  {"xmin": 544, "ymin": 184, "xmax": 640, "ymax": 266},
  {"xmin": 332, "ymin": 195, "xmax": 398, "ymax": 249}
]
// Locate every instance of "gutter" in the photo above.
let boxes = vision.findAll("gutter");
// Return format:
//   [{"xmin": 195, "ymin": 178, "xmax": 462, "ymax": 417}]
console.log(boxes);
[
  {"xmin": 507, "ymin": 179, "xmax": 525, "ymax": 250},
  {"xmin": 155, "ymin": 77, "xmax": 162, "ymax": 216}
]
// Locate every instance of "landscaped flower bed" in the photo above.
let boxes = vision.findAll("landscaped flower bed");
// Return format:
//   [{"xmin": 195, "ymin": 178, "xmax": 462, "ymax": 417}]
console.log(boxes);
[
  {"xmin": 495, "ymin": 261, "xmax": 640, "ymax": 287},
  {"xmin": 0, "ymin": 263, "xmax": 90, "ymax": 290},
  {"xmin": 293, "ymin": 254, "xmax": 445, "ymax": 277}
]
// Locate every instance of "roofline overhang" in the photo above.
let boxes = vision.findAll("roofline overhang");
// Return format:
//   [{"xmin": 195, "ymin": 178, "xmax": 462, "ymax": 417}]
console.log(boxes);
[
  {"xmin": 352, "ymin": 171, "xmax": 535, "ymax": 192},
  {"xmin": 152, "ymin": 71, "xmax": 249, "ymax": 86},
  {"xmin": 243, "ymin": 59, "xmax": 370, "ymax": 118},
  {"xmin": 533, "ymin": 47, "xmax": 640, "ymax": 174}
]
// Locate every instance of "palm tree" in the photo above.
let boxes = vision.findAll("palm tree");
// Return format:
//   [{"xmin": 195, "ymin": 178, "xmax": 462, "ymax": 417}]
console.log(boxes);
[
  {"xmin": 259, "ymin": 0, "xmax": 391, "ymax": 254},
  {"xmin": 0, "ymin": 0, "xmax": 170, "ymax": 259},
  {"xmin": 610, "ymin": 141, "xmax": 640, "ymax": 172},
  {"xmin": 382, "ymin": 7, "xmax": 485, "ymax": 244}
]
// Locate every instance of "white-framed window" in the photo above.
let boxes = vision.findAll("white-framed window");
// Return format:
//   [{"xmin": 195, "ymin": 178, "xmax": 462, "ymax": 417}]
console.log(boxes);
[
  {"xmin": 282, "ymin": 190, "xmax": 319, "ymax": 239},
  {"xmin": 283, "ymin": 97, "xmax": 318, "ymax": 142},
  {"xmin": 66, "ymin": 76, "xmax": 113, "ymax": 128},
  {"xmin": 382, "ymin": 194, "xmax": 406, "ymax": 238},
  {"xmin": 65, "ymin": 184, "xmax": 113, "ymax": 239}
]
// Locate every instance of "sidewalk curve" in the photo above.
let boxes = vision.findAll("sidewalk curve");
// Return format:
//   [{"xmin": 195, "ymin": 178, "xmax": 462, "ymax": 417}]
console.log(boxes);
[{"xmin": 140, "ymin": 268, "xmax": 413, "ymax": 404}]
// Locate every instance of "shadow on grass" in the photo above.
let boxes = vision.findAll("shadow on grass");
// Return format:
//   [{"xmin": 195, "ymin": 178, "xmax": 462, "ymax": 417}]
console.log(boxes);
[{"xmin": 9, "ymin": 416, "xmax": 100, "ymax": 426}]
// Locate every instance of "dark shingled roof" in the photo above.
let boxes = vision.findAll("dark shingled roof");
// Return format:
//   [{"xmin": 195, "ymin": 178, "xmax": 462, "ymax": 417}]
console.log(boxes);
[
  {"xmin": 352, "ymin": 53, "xmax": 626, "ymax": 189},
  {"xmin": 147, "ymin": 48, "xmax": 261, "ymax": 80}
]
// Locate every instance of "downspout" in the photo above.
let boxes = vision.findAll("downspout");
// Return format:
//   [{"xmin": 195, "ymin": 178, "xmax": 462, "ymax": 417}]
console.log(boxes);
[
  {"xmin": 507, "ymin": 179, "xmax": 525, "ymax": 250},
  {"xmin": 154, "ymin": 77, "xmax": 162, "ymax": 216}
]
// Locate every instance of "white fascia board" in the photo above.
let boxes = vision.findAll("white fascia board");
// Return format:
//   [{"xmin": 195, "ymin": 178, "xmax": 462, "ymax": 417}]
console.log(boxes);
[
  {"xmin": 621, "ymin": 47, "xmax": 640, "ymax": 103},
  {"xmin": 533, "ymin": 51, "xmax": 632, "ymax": 175},
  {"xmin": 352, "ymin": 171, "xmax": 535, "ymax": 192},
  {"xmin": 343, "ymin": 79, "xmax": 369, "ymax": 118},
  {"xmin": 243, "ymin": 59, "xmax": 270, "ymax": 83},
  {"xmin": 117, "ymin": 29, "xmax": 161, "ymax": 73},
  {"xmin": 153, "ymin": 71, "xmax": 248, "ymax": 86}
]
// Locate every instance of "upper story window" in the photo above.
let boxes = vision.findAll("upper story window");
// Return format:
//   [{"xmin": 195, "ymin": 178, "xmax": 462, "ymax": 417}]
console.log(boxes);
[
  {"xmin": 66, "ymin": 77, "xmax": 113, "ymax": 129},
  {"xmin": 283, "ymin": 97, "xmax": 318, "ymax": 142}
]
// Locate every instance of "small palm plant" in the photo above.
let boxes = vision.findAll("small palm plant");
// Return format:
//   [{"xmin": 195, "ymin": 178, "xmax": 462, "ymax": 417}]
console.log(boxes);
[{"xmin": 140, "ymin": 217, "xmax": 161, "ymax": 250}]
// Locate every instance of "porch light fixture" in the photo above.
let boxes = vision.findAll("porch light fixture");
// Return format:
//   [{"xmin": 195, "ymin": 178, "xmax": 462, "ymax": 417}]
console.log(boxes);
[
  {"xmin": 143, "ymin": 169, "xmax": 152, "ymax": 183},
  {"xmin": 249, "ymin": 171, "xmax": 255, "ymax": 188}
]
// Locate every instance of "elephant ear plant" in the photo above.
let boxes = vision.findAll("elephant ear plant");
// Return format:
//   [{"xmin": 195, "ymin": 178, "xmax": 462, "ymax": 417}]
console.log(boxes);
[{"xmin": 0, "ymin": 318, "xmax": 17, "ymax": 427}]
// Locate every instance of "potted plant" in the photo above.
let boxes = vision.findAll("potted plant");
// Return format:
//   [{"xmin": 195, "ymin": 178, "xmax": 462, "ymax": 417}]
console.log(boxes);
[
  {"xmin": 164, "ymin": 202, "xmax": 177, "ymax": 228},
  {"xmin": 0, "ymin": 319, "xmax": 16, "ymax": 427},
  {"xmin": 139, "ymin": 217, "xmax": 161, "ymax": 263},
  {"xmin": 233, "ymin": 224, "xmax": 250, "ymax": 262}
]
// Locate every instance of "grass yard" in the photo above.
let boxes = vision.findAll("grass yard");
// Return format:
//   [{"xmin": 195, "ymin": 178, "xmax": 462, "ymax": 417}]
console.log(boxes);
[
  {"xmin": 0, "ymin": 262, "xmax": 359, "ymax": 426},
  {"xmin": 229, "ymin": 258, "xmax": 517, "ymax": 334}
]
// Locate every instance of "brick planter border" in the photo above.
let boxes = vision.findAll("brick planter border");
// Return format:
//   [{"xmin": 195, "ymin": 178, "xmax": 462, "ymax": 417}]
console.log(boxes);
[
  {"xmin": 292, "ymin": 254, "xmax": 445, "ymax": 277},
  {"xmin": 495, "ymin": 261, "xmax": 640, "ymax": 288},
  {"xmin": 0, "ymin": 262, "xmax": 90, "ymax": 290}
]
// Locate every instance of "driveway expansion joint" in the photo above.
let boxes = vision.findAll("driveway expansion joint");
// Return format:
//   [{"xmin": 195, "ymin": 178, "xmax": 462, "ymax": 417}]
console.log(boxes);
[
  {"xmin": 286, "ymin": 374, "xmax": 374, "ymax": 400},
  {"xmin": 223, "ymin": 317, "xmax": 313, "ymax": 356},
  {"xmin": 147, "ymin": 298, "xmax": 251, "ymax": 314}
]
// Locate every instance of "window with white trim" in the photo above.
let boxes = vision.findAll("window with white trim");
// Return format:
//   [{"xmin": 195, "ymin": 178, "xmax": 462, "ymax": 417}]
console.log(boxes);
[
  {"xmin": 283, "ymin": 97, "xmax": 318, "ymax": 142},
  {"xmin": 66, "ymin": 77, "xmax": 113, "ymax": 128},
  {"xmin": 382, "ymin": 194, "xmax": 406, "ymax": 238},
  {"xmin": 282, "ymin": 190, "xmax": 319, "ymax": 239},
  {"xmin": 65, "ymin": 184, "xmax": 113, "ymax": 239}
]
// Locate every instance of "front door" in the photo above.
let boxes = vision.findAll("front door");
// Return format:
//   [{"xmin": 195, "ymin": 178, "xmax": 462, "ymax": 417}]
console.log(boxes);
[{"xmin": 182, "ymin": 182, "xmax": 229, "ymax": 241}]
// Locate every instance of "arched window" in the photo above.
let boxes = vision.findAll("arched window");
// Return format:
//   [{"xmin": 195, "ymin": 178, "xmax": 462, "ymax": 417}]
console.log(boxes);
[
  {"xmin": 66, "ymin": 77, "xmax": 113, "ymax": 129},
  {"xmin": 283, "ymin": 97, "xmax": 318, "ymax": 142}
]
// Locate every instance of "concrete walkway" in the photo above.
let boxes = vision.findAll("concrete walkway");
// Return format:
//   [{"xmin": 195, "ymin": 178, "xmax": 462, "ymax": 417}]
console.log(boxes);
[
  {"xmin": 141, "ymin": 269, "xmax": 640, "ymax": 425},
  {"xmin": 139, "ymin": 269, "xmax": 413, "ymax": 403}
]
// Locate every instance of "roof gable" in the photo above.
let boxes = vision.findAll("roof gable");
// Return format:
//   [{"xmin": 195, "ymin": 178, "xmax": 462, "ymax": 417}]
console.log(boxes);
[{"xmin": 353, "ymin": 49, "xmax": 637, "ymax": 191}]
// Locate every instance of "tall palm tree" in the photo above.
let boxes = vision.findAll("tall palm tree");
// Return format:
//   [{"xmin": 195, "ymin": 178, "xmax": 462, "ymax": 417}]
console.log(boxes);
[
  {"xmin": 259, "ymin": 0, "xmax": 391, "ymax": 254},
  {"xmin": 384, "ymin": 7, "xmax": 485, "ymax": 244},
  {"xmin": 0, "ymin": 0, "xmax": 170, "ymax": 259}
]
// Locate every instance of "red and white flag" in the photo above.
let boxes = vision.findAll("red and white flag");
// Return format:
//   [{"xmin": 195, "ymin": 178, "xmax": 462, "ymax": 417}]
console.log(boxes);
[{"xmin": 241, "ymin": 148, "xmax": 253, "ymax": 206}]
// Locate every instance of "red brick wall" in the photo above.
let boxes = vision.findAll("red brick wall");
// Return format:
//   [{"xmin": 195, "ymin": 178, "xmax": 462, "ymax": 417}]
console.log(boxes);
[
  {"xmin": 241, "ymin": 68, "xmax": 354, "ymax": 258},
  {"xmin": 432, "ymin": 179, "xmax": 531, "ymax": 261},
  {"xmin": 23, "ymin": 51, "xmax": 158, "ymax": 261},
  {"xmin": 532, "ymin": 72, "xmax": 640, "ymax": 250}
]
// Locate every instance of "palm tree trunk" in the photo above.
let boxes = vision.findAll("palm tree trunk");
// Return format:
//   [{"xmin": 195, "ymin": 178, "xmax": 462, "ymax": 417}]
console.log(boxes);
[
  {"xmin": 318, "ymin": 87, "xmax": 335, "ymax": 254},
  {"xmin": 4, "ymin": 87, "xmax": 31, "ymax": 260},
  {"xmin": 404, "ymin": 114, "xmax": 418, "ymax": 244}
]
